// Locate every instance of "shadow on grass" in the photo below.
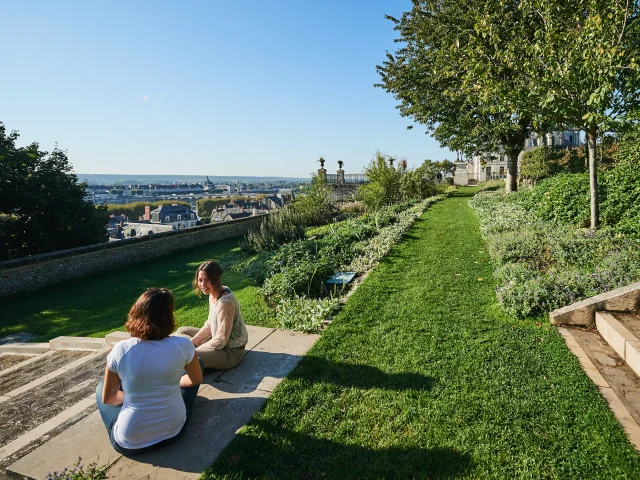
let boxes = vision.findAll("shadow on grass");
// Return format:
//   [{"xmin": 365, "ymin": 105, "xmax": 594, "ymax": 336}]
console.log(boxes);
[
  {"xmin": 288, "ymin": 355, "xmax": 436, "ymax": 392},
  {"xmin": 209, "ymin": 418, "xmax": 471, "ymax": 479},
  {"xmin": 451, "ymin": 189, "xmax": 479, "ymax": 198}
]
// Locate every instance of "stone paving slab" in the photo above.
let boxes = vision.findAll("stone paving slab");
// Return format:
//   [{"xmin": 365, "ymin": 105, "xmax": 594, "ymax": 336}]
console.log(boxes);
[
  {"xmin": 0, "ymin": 343, "xmax": 50, "ymax": 355},
  {"xmin": 596, "ymin": 312, "xmax": 636, "ymax": 360},
  {"xmin": 244, "ymin": 325, "xmax": 276, "ymax": 352},
  {"xmin": 0, "ymin": 351, "xmax": 107, "ymax": 448},
  {"xmin": 219, "ymin": 329, "xmax": 319, "ymax": 393},
  {"xmin": 615, "ymin": 313, "xmax": 640, "ymax": 340},
  {"xmin": 7, "ymin": 327, "xmax": 319, "ymax": 480},
  {"xmin": 0, "ymin": 351, "xmax": 57, "ymax": 378}
]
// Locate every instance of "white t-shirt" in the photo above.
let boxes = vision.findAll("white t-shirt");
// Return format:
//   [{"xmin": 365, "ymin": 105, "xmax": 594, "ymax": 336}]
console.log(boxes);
[{"xmin": 107, "ymin": 336, "xmax": 196, "ymax": 449}]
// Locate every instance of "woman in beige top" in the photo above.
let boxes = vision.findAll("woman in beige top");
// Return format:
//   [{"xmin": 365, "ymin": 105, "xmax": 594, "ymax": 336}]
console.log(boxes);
[{"xmin": 175, "ymin": 261, "xmax": 248, "ymax": 370}]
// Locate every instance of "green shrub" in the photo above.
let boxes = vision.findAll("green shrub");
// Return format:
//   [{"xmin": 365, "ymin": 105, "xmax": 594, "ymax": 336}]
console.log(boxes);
[
  {"xmin": 275, "ymin": 296, "xmax": 339, "ymax": 333},
  {"xmin": 520, "ymin": 173, "xmax": 591, "ymax": 226},
  {"xmin": 520, "ymin": 146, "xmax": 586, "ymax": 182},
  {"xmin": 486, "ymin": 229, "xmax": 546, "ymax": 266},
  {"xmin": 358, "ymin": 152, "xmax": 440, "ymax": 210},
  {"xmin": 472, "ymin": 184, "xmax": 640, "ymax": 318},
  {"xmin": 599, "ymin": 130, "xmax": 640, "ymax": 233},
  {"xmin": 470, "ymin": 191, "xmax": 537, "ymax": 235},
  {"xmin": 244, "ymin": 206, "xmax": 306, "ymax": 252},
  {"xmin": 244, "ymin": 178, "xmax": 334, "ymax": 253}
]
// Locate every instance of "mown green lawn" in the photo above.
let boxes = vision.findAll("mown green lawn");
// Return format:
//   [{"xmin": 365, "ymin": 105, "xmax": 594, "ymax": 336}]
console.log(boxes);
[
  {"xmin": 0, "ymin": 237, "xmax": 276, "ymax": 341},
  {"xmin": 203, "ymin": 188, "xmax": 640, "ymax": 479}
]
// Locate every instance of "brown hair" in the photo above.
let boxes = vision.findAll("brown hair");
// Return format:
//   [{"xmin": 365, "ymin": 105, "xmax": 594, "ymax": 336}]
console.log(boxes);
[
  {"xmin": 125, "ymin": 288, "xmax": 175, "ymax": 340},
  {"xmin": 192, "ymin": 261, "xmax": 224, "ymax": 296}
]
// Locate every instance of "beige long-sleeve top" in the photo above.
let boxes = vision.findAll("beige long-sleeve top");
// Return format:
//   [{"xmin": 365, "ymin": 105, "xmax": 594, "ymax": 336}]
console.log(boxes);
[{"xmin": 190, "ymin": 288, "xmax": 248, "ymax": 349}]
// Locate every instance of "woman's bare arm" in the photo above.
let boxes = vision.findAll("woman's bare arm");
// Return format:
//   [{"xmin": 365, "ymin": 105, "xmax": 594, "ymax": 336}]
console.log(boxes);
[
  {"xmin": 180, "ymin": 355, "xmax": 203, "ymax": 388},
  {"xmin": 102, "ymin": 365, "xmax": 124, "ymax": 406}
]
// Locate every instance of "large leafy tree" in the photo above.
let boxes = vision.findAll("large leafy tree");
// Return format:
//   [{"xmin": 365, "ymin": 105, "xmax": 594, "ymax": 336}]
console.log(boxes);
[
  {"xmin": 377, "ymin": 0, "xmax": 550, "ymax": 193},
  {"xmin": 519, "ymin": 0, "xmax": 640, "ymax": 228},
  {"xmin": 0, "ymin": 123, "xmax": 108, "ymax": 260}
]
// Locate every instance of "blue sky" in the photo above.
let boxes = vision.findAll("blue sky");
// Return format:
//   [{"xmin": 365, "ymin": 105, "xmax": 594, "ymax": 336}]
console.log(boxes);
[{"xmin": 1, "ymin": 1, "xmax": 454, "ymax": 178}]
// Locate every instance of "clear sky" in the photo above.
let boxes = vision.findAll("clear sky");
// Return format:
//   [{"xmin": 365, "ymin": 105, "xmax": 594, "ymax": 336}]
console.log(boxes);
[{"xmin": 1, "ymin": 1, "xmax": 455, "ymax": 178}]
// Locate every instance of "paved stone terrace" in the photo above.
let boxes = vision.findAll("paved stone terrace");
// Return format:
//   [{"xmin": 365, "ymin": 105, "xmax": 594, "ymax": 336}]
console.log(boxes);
[{"xmin": 0, "ymin": 325, "xmax": 319, "ymax": 479}]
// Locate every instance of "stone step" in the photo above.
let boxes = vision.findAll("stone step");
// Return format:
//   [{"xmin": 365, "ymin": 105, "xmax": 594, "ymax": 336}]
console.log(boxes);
[
  {"xmin": 596, "ymin": 312, "xmax": 640, "ymax": 378},
  {"xmin": 49, "ymin": 336, "xmax": 107, "ymax": 351},
  {"xmin": 0, "ymin": 350, "xmax": 108, "ymax": 449},
  {"xmin": 0, "ymin": 350, "xmax": 89, "ymax": 397},
  {"xmin": 0, "ymin": 354, "xmax": 32, "ymax": 372},
  {"xmin": 105, "ymin": 331, "xmax": 132, "ymax": 347},
  {"xmin": 558, "ymin": 326, "xmax": 640, "ymax": 450},
  {"xmin": 7, "ymin": 325, "xmax": 319, "ymax": 480},
  {"xmin": 0, "ymin": 343, "xmax": 50, "ymax": 355},
  {"xmin": 0, "ymin": 351, "xmax": 58, "ymax": 378}
]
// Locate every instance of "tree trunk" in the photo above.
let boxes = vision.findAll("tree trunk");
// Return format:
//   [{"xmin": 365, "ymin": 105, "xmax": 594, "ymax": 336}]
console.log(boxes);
[
  {"xmin": 587, "ymin": 127, "xmax": 599, "ymax": 229},
  {"xmin": 505, "ymin": 151, "xmax": 519, "ymax": 193}
]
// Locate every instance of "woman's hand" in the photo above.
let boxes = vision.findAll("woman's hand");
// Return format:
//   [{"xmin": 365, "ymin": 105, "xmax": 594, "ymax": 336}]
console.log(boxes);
[{"xmin": 102, "ymin": 365, "xmax": 124, "ymax": 406}]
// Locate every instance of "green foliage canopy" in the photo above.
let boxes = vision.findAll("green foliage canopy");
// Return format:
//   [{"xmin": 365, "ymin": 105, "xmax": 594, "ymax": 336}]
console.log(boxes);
[
  {"xmin": 376, "ymin": 0, "xmax": 552, "ymax": 192},
  {"xmin": 519, "ymin": 0, "xmax": 640, "ymax": 227},
  {"xmin": 0, "ymin": 123, "xmax": 108, "ymax": 260}
]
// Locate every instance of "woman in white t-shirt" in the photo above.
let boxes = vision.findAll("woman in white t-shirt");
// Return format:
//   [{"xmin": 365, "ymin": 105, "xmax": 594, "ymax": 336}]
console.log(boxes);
[{"xmin": 95, "ymin": 288, "xmax": 203, "ymax": 455}]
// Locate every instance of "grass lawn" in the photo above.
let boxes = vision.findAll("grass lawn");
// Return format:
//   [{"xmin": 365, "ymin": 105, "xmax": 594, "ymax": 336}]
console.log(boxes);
[
  {"xmin": 203, "ymin": 188, "xmax": 640, "ymax": 479},
  {"xmin": 0, "ymin": 237, "xmax": 276, "ymax": 341}
]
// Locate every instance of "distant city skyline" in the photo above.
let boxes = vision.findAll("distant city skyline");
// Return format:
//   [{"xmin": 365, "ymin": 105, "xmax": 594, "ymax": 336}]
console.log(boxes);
[
  {"xmin": 77, "ymin": 174, "xmax": 311, "ymax": 185},
  {"xmin": 1, "ymin": 1, "xmax": 455, "ymax": 178}
]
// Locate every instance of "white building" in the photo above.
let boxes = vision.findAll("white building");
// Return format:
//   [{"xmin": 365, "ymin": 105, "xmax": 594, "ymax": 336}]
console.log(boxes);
[
  {"xmin": 469, "ymin": 129, "xmax": 582, "ymax": 183},
  {"xmin": 149, "ymin": 204, "xmax": 198, "ymax": 230}
]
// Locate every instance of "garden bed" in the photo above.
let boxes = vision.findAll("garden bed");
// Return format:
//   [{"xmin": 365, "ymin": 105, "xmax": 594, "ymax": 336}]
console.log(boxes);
[
  {"xmin": 225, "ymin": 195, "xmax": 446, "ymax": 333},
  {"xmin": 470, "ymin": 189, "xmax": 640, "ymax": 319}
]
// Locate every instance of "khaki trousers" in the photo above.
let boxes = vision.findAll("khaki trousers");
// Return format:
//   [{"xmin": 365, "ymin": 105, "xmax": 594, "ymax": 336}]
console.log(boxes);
[{"xmin": 174, "ymin": 326, "xmax": 245, "ymax": 370}]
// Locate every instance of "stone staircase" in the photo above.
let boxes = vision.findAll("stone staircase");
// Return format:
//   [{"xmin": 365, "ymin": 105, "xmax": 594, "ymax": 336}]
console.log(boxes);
[
  {"xmin": 0, "ymin": 326, "xmax": 319, "ymax": 479},
  {"xmin": 551, "ymin": 282, "xmax": 640, "ymax": 450}
]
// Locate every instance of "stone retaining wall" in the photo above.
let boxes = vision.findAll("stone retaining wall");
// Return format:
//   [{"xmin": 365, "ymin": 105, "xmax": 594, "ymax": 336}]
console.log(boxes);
[{"xmin": 0, "ymin": 215, "xmax": 265, "ymax": 298}]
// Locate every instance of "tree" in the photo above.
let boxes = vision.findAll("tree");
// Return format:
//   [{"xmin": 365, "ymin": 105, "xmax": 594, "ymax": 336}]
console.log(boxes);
[
  {"xmin": 400, "ymin": 160, "xmax": 440, "ymax": 200},
  {"xmin": 0, "ymin": 123, "xmax": 108, "ymax": 260},
  {"xmin": 434, "ymin": 160, "xmax": 456, "ymax": 179},
  {"xmin": 377, "ymin": 0, "xmax": 551, "ymax": 193},
  {"xmin": 520, "ymin": 0, "xmax": 640, "ymax": 228}
]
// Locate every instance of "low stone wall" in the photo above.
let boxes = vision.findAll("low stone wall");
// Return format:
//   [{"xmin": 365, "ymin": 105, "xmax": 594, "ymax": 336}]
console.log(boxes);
[
  {"xmin": 0, "ymin": 215, "xmax": 265, "ymax": 299},
  {"xmin": 549, "ymin": 281, "xmax": 640, "ymax": 326}
]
